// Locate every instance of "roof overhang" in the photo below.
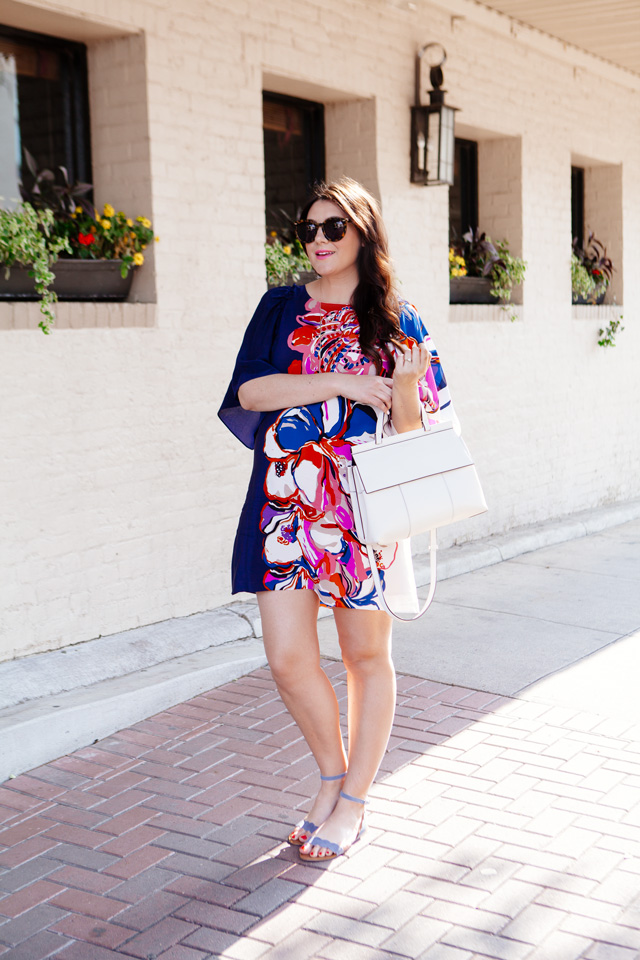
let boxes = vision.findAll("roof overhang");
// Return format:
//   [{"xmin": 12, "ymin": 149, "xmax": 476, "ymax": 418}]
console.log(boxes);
[{"xmin": 476, "ymin": 1, "xmax": 640, "ymax": 77}]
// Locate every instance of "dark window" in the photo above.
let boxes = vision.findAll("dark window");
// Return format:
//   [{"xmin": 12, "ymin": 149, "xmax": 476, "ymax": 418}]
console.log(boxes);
[
  {"xmin": 0, "ymin": 24, "xmax": 91, "ymax": 205},
  {"xmin": 263, "ymin": 92, "xmax": 324, "ymax": 235},
  {"xmin": 449, "ymin": 138, "xmax": 478, "ymax": 243},
  {"xmin": 571, "ymin": 166, "xmax": 584, "ymax": 248}
]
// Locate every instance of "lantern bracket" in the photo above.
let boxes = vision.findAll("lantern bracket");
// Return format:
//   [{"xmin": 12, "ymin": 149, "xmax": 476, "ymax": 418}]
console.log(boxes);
[{"xmin": 414, "ymin": 42, "xmax": 447, "ymax": 107}]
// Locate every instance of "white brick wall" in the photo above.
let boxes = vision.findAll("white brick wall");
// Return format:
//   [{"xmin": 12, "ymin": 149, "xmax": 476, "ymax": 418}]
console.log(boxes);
[
  {"xmin": 1, "ymin": 0, "xmax": 639, "ymax": 661},
  {"xmin": 325, "ymin": 98, "xmax": 380, "ymax": 200}
]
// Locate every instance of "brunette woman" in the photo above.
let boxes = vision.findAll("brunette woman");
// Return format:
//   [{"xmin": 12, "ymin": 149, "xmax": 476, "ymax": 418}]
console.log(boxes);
[{"xmin": 219, "ymin": 177, "xmax": 452, "ymax": 860}]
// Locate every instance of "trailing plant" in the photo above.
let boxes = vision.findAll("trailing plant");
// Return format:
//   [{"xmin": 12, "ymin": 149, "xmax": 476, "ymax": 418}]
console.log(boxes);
[
  {"xmin": 491, "ymin": 239, "xmax": 527, "ymax": 319},
  {"xmin": 598, "ymin": 312, "xmax": 624, "ymax": 348},
  {"xmin": 571, "ymin": 232, "xmax": 612, "ymax": 304},
  {"xmin": 0, "ymin": 203, "xmax": 71, "ymax": 334},
  {"xmin": 571, "ymin": 253, "xmax": 598, "ymax": 302},
  {"xmin": 450, "ymin": 227, "xmax": 527, "ymax": 321},
  {"xmin": 265, "ymin": 234, "xmax": 312, "ymax": 285}
]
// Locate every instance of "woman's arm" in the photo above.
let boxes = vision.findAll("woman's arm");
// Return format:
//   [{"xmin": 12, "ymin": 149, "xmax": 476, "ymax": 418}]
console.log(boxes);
[
  {"xmin": 238, "ymin": 372, "xmax": 394, "ymax": 413},
  {"xmin": 391, "ymin": 342, "xmax": 431, "ymax": 433}
]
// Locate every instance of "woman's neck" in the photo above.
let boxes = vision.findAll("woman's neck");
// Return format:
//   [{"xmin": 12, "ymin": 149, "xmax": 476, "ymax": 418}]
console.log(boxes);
[{"xmin": 306, "ymin": 272, "xmax": 358, "ymax": 305}]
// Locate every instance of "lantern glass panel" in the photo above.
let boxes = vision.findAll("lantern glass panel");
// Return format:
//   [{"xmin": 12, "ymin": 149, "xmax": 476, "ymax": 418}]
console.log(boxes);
[
  {"xmin": 438, "ymin": 105, "xmax": 455, "ymax": 185},
  {"xmin": 426, "ymin": 109, "xmax": 440, "ymax": 184},
  {"xmin": 411, "ymin": 107, "xmax": 429, "ymax": 182}
]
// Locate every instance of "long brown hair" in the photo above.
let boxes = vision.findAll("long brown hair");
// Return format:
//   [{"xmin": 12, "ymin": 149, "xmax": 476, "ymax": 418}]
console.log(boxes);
[{"xmin": 300, "ymin": 177, "xmax": 402, "ymax": 373}]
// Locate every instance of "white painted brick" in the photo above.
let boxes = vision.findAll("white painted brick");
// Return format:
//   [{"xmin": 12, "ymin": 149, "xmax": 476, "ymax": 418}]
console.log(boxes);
[{"xmin": 0, "ymin": 0, "xmax": 639, "ymax": 661}]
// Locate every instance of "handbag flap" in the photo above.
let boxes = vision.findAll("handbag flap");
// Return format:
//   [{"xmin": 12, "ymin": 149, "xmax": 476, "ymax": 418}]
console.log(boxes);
[{"xmin": 351, "ymin": 423, "xmax": 474, "ymax": 494}]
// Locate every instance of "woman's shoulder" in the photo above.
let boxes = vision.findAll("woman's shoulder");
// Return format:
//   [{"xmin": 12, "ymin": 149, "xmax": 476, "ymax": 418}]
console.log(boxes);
[
  {"xmin": 251, "ymin": 283, "xmax": 306, "ymax": 322},
  {"xmin": 259, "ymin": 283, "xmax": 299, "ymax": 306},
  {"xmin": 262, "ymin": 283, "xmax": 309, "ymax": 303}
]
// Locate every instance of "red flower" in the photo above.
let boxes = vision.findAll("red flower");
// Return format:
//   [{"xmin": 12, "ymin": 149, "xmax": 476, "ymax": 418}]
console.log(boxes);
[
  {"xmin": 78, "ymin": 233, "xmax": 95, "ymax": 246},
  {"xmin": 592, "ymin": 269, "xmax": 601, "ymax": 276}
]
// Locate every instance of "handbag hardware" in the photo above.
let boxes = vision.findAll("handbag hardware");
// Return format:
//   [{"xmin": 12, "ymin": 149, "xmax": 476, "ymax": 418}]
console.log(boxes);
[{"xmin": 345, "ymin": 409, "xmax": 487, "ymax": 622}]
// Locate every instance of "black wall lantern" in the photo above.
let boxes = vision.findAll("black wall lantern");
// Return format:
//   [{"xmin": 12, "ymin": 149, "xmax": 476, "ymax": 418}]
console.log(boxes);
[{"xmin": 411, "ymin": 43, "xmax": 458, "ymax": 186}]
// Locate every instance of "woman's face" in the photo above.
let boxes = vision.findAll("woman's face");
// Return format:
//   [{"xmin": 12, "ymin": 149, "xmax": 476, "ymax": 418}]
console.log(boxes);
[{"xmin": 303, "ymin": 199, "xmax": 362, "ymax": 283}]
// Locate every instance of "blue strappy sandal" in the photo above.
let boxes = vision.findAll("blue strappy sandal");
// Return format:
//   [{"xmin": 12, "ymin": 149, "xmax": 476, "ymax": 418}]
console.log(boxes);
[
  {"xmin": 298, "ymin": 790, "xmax": 368, "ymax": 861},
  {"xmin": 287, "ymin": 772, "xmax": 347, "ymax": 847}
]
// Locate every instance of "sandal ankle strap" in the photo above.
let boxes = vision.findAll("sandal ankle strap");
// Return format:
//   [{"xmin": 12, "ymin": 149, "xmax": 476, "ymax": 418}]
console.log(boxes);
[
  {"xmin": 320, "ymin": 771, "xmax": 347, "ymax": 782},
  {"xmin": 340, "ymin": 789, "xmax": 368, "ymax": 805}
]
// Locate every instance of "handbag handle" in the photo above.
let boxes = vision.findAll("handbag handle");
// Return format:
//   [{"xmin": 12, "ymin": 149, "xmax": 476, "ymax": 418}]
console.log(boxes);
[{"xmin": 366, "ymin": 528, "xmax": 438, "ymax": 621}]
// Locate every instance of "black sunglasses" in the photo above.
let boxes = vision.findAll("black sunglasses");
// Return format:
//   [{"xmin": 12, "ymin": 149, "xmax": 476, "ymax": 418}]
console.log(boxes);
[{"xmin": 294, "ymin": 217, "xmax": 351, "ymax": 244}]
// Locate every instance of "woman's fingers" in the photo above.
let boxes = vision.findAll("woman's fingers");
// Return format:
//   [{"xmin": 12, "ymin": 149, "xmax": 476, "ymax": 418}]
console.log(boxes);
[{"xmin": 394, "ymin": 342, "xmax": 430, "ymax": 378}]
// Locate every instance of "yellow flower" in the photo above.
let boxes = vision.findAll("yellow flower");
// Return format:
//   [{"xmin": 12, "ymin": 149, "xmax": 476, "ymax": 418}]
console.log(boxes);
[
  {"xmin": 136, "ymin": 216, "xmax": 151, "ymax": 228},
  {"xmin": 270, "ymin": 230, "xmax": 278, "ymax": 237},
  {"xmin": 70, "ymin": 212, "xmax": 76, "ymax": 219},
  {"xmin": 126, "ymin": 219, "xmax": 133, "ymax": 227},
  {"xmin": 103, "ymin": 203, "xmax": 115, "ymax": 218},
  {"xmin": 133, "ymin": 252, "xmax": 144, "ymax": 266},
  {"xmin": 141, "ymin": 244, "xmax": 147, "ymax": 250},
  {"xmin": 101, "ymin": 219, "xmax": 112, "ymax": 230},
  {"xmin": 283, "ymin": 245, "xmax": 291, "ymax": 255},
  {"xmin": 155, "ymin": 236, "xmax": 159, "ymax": 242}
]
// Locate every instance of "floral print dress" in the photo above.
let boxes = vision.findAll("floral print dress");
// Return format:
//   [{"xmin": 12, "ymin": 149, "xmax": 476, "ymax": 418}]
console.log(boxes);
[{"xmin": 219, "ymin": 284, "xmax": 453, "ymax": 612}]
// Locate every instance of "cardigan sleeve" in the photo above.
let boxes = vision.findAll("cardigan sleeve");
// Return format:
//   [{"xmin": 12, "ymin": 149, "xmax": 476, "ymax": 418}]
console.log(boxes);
[{"xmin": 218, "ymin": 285, "xmax": 294, "ymax": 449}]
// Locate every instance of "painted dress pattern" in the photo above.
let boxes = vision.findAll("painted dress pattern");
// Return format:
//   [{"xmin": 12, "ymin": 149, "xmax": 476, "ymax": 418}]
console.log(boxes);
[{"xmin": 260, "ymin": 299, "xmax": 440, "ymax": 609}]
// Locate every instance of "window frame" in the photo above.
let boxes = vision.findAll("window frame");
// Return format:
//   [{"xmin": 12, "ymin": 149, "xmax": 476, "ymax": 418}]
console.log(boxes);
[
  {"xmin": 0, "ymin": 22, "xmax": 92, "ymax": 192},
  {"xmin": 262, "ymin": 90, "xmax": 325, "ymax": 230},
  {"xmin": 449, "ymin": 137, "xmax": 478, "ymax": 243},
  {"xmin": 571, "ymin": 165, "xmax": 585, "ymax": 249}
]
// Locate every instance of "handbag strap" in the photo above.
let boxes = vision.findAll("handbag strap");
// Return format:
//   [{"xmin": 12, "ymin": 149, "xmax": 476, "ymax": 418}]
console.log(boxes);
[{"xmin": 366, "ymin": 528, "xmax": 438, "ymax": 622}]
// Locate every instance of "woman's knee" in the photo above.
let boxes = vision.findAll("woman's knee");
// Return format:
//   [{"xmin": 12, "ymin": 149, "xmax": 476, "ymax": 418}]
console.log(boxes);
[
  {"xmin": 335, "ymin": 611, "xmax": 392, "ymax": 668},
  {"xmin": 266, "ymin": 646, "xmax": 305, "ymax": 686},
  {"xmin": 338, "ymin": 630, "xmax": 392, "ymax": 673},
  {"xmin": 258, "ymin": 590, "xmax": 321, "ymax": 685},
  {"xmin": 263, "ymin": 633, "xmax": 323, "ymax": 689}
]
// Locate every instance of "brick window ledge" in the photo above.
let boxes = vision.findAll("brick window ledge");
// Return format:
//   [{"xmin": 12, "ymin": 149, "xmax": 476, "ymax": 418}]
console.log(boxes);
[
  {"xmin": 571, "ymin": 303, "xmax": 623, "ymax": 321},
  {"xmin": 449, "ymin": 304, "xmax": 524, "ymax": 322},
  {"xmin": 0, "ymin": 301, "xmax": 156, "ymax": 331}
]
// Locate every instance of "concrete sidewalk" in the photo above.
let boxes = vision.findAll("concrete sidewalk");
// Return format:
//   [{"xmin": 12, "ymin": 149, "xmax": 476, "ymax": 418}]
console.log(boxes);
[
  {"xmin": 320, "ymin": 516, "xmax": 640, "ymax": 722},
  {"xmin": 1, "ymin": 517, "xmax": 640, "ymax": 959}
]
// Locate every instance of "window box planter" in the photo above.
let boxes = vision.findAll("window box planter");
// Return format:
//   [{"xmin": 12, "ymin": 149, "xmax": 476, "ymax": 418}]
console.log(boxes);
[
  {"xmin": 0, "ymin": 260, "xmax": 135, "ymax": 301},
  {"xmin": 449, "ymin": 276, "xmax": 496, "ymax": 305},
  {"xmin": 572, "ymin": 290, "xmax": 606, "ymax": 306}
]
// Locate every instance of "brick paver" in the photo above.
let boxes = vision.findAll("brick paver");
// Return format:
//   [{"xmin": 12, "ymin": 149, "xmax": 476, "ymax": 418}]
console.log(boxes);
[{"xmin": 2, "ymin": 663, "xmax": 640, "ymax": 959}]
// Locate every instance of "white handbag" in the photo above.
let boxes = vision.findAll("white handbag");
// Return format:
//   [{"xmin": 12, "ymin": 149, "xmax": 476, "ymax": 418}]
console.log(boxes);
[{"xmin": 345, "ymin": 410, "xmax": 487, "ymax": 621}]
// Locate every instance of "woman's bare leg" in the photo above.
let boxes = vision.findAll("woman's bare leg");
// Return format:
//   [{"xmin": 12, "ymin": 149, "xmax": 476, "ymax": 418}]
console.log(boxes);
[
  {"xmin": 257, "ymin": 590, "xmax": 348, "ymax": 841},
  {"xmin": 301, "ymin": 607, "xmax": 395, "ymax": 858}
]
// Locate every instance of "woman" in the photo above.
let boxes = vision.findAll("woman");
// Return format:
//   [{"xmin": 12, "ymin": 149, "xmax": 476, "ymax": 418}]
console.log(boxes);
[{"xmin": 219, "ymin": 177, "xmax": 452, "ymax": 861}]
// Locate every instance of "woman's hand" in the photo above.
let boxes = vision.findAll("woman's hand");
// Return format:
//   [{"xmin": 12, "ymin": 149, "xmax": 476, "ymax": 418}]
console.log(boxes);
[
  {"xmin": 392, "ymin": 341, "xmax": 430, "ymax": 388},
  {"xmin": 336, "ymin": 372, "xmax": 394, "ymax": 412}
]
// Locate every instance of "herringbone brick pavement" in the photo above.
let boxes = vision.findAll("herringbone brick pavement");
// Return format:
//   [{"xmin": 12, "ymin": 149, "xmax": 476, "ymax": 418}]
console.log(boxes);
[{"xmin": 2, "ymin": 662, "xmax": 640, "ymax": 959}]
